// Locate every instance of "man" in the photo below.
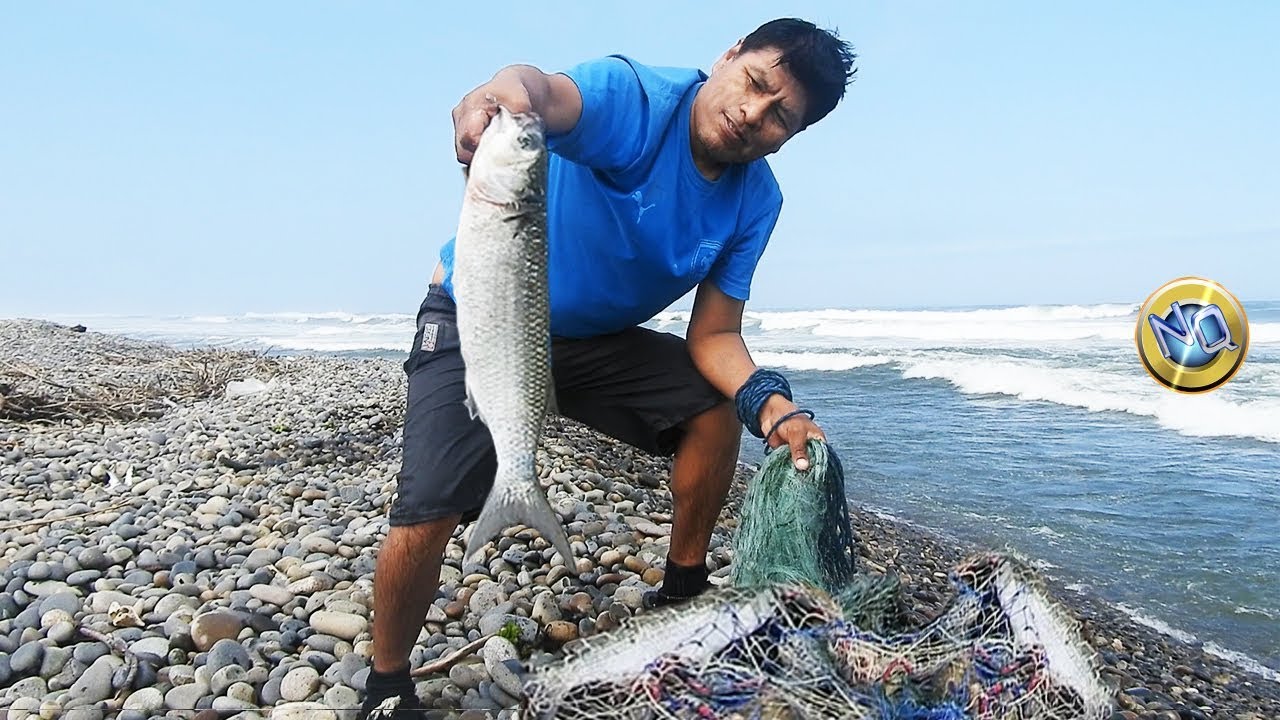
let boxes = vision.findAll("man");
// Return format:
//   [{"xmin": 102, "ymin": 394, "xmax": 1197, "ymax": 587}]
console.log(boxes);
[{"xmin": 362, "ymin": 18, "xmax": 856, "ymax": 717}]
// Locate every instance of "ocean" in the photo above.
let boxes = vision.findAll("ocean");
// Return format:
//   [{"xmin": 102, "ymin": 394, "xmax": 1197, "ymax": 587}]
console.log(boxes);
[{"xmin": 39, "ymin": 299, "xmax": 1280, "ymax": 679}]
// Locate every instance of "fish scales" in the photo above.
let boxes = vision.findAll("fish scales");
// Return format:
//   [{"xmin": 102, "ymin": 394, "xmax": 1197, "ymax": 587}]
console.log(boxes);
[{"xmin": 453, "ymin": 107, "xmax": 575, "ymax": 566}]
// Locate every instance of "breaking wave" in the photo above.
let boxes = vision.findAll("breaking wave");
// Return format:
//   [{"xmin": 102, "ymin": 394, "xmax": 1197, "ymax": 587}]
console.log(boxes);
[
  {"xmin": 900, "ymin": 355, "xmax": 1280, "ymax": 444},
  {"xmin": 42, "ymin": 302, "xmax": 1280, "ymax": 444},
  {"xmin": 753, "ymin": 351, "xmax": 893, "ymax": 371},
  {"xmin": 1119, "ymin": 607, "xmax": 1280, "ymax": 685}
]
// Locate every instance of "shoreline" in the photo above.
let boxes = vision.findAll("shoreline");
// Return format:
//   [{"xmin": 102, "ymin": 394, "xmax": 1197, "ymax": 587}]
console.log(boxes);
[{"xmin": 1, "ymin": 319, "xmax": 1277, "ymax": 719}]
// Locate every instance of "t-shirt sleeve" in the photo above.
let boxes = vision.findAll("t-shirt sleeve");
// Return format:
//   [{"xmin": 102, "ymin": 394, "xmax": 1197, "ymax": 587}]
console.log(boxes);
[
  {"xmin": 707, "ymin": 197, "xmax": 782, "ymax": 301},
  {"xmin": 546, "ymin": 56, "xmax": 648, "ymax": 171}
]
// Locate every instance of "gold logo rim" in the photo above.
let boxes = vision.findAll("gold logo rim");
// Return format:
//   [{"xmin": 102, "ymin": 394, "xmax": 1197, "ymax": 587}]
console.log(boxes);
[{"xmin": 1135, "ymin": 276, "xmax": 1249, "ymax": 394}]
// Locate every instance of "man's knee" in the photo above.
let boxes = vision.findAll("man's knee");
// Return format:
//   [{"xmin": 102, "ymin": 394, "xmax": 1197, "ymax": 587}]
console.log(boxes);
[
  {"xmin": 384, "ymin": 515, "xmax": 460, "ymax": 555},
  {"xmin": 684, "ymin": 400, "xmax": 740, "ymax": 440},
  {"xmin": 675, "ymin": 401, "xmax": 741, "ymax": 469}
]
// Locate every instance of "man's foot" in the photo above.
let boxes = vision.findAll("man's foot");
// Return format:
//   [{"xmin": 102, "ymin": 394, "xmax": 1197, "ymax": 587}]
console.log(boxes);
[
  {"xmin": 641, "ymin": 559, "xmax": 710, "ymax": 610},
  {"xmin": 641, "ymin": 587, "xmax": 705, "ymax": 610},
  {"xmin": 360, "ymin": 691, "xmax": 427, "ymax": 720}
]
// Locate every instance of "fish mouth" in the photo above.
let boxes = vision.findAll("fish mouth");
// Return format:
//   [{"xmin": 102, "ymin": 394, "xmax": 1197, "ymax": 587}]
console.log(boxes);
[
  {"xmin": 488, "ymin": 107, "xmax": 546, "ymax": 153},
  {"xmin": 722, "ymin": 111, "xmax": 747, "ymax": 146}
]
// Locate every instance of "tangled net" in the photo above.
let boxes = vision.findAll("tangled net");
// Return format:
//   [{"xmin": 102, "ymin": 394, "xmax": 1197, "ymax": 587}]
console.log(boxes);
[
  {"xmin": 523, "ymin": 442, "xmax": 1111, "ymax": 719},
  {"xmin": 0, "ymin": 320, "xmax": 276, "ymax": 424}
]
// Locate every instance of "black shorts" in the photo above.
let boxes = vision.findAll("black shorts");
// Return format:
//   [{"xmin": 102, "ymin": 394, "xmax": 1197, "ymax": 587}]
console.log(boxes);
[{"xmin": 388, "ymin": 285, "xmax": 726, "ymax": 527}]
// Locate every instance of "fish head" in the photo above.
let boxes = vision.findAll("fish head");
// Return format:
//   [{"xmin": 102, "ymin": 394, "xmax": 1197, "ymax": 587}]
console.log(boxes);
[{"xmin": 466, "ymin": 107, "xmax": 547, "ymax": 207}]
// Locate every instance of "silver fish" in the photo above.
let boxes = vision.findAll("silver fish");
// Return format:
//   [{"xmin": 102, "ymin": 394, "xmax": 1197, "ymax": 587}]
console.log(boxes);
[{"xmin": 453, "ymin": 107, "xmax": 574, "ymax": 566}]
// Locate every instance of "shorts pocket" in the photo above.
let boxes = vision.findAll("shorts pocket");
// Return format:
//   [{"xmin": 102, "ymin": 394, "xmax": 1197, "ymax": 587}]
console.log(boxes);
[{"xmin": 403, "ymin": 289, "xmax": 458, "ymax": 374}]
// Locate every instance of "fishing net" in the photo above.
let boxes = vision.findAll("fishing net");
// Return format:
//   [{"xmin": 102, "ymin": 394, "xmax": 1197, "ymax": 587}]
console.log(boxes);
[
  {"xmin": 521, "ymin": 442, "xmax": 1112, "ymax": 719},
  {"xmin": 732, "ymin": 440, "xmax": 859, "ymax": 594},
  {"xmin": 733, "ymin": 440, "xmax": 906, "ymax": 635}
]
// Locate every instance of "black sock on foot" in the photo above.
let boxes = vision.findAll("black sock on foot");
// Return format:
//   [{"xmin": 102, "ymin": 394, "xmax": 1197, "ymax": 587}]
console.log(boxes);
[
  {"xmin": 366, "ymin": 666, "xmax": 415, "ymax": 701},
  {"xmin": 660, "ymin": 559, "xmax": 708, "ymax": 598}
]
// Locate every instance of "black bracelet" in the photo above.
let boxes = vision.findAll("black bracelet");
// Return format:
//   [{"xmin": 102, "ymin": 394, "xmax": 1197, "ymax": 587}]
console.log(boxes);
[{"xmin": 763, "ymin": 408, "xmax": 816, "ymax": 447}]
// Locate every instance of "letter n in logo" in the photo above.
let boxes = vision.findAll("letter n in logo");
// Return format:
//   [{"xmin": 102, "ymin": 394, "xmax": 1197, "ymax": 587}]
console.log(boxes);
[{"xmin": 1148, "ymin": 301, "xmax": 1239, "ymax": 366}]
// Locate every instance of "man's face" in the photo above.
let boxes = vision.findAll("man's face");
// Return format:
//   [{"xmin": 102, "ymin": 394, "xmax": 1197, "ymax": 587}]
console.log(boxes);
[{"xmin": 691, "ymin": 44, "xmax": 810, "ymax": 169}]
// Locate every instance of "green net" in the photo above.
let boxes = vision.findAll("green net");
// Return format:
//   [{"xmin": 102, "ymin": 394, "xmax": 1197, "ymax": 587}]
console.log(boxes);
[
  {"xmin": 732, "ymin": 440, "xmax": 858, "ymax": 592},
  {"xmin": 733, "ymin": 440, "xmax": 906, "ymax": 635}
]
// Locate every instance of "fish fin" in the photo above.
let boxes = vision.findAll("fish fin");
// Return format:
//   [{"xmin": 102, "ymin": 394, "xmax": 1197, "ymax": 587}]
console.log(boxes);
[
  {"xmin": 464, "ymin": 384, "xmax": 482, "ymax": 422},
  {"xmin": 464, "ymin": 477, "xmax": 575, "ymax": 568},
  {"xmin": 545, "ymin": 346, "xmax": 559, "ymax": 417},
  {"xmin": 545, "ymin": 380, "xmax": 559, "ymax": 418}
]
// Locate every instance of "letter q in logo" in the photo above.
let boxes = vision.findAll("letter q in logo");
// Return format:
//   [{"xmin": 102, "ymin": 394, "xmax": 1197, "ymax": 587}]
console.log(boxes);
[{"xmin": 1136, "ymin": 277, "xmax": 1249, "ymax": 393}]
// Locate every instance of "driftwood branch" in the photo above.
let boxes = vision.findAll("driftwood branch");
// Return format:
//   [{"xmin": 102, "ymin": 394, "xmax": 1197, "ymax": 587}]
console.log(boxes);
[
  {"xmin": 411, "ymin": 634, "xmax": 495, "ymax": 677},
  {"xmin": 0, "ymin": 496, "xmax": 136, "ymax": 531}
]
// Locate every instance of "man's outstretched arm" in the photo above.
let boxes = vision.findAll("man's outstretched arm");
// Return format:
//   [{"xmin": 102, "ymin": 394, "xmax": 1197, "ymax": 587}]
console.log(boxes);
[
  {"xmin": 686, "ymin": 282, "xmax": 826, "ymax": 470},
  {"xmin": 452, "ymin": 65, "xmax": 582, "ymax": 165}
]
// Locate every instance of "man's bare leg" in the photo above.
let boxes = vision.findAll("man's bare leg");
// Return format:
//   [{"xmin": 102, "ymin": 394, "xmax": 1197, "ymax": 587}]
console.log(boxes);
[
  {"xmin": 666, "ymin": 401, "xmax": 741, "ymax": 568},
  {"xmin": 372, "ymin": 515, "xmax": 461, "ymax": 674}
]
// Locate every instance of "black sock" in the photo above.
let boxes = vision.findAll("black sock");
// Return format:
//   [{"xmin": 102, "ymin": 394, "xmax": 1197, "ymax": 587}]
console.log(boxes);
[
  {"xmin": 366, "ymin": 666, "xmax": 414, "ymax": 701},
  {"xmin": 660, "ymin": 559, "xmax": 708, "ymax": 598}
]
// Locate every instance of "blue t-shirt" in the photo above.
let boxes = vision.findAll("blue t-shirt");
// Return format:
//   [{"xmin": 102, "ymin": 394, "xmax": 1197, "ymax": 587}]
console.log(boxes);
[{"xmin": 440, "ymin": 55, "xmax": 783, "ymax": 338}]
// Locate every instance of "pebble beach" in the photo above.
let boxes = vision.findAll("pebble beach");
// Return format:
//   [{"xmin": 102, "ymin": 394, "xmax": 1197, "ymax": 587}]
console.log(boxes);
[{"xmin": 1, "ymin": 319, "xmax": 1277, "ymax": 720}]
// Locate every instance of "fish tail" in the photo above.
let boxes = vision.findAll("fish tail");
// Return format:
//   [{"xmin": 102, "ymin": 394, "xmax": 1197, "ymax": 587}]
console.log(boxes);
[{"xmin": 465, "ymin": 476, "xmax": 576, "ymax": 567}]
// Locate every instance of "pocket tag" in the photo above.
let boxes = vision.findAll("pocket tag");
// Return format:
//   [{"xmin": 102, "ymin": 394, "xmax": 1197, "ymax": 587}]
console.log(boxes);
[{"xmin": 420, "ymin": 323, "xmax": 440, "ymax": 352}]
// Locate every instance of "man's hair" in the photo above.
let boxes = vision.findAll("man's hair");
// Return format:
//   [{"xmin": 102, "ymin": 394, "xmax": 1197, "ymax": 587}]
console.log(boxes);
[{"xmin": 739, "ymin": 18, "xmax": 857, "ymax": 129}]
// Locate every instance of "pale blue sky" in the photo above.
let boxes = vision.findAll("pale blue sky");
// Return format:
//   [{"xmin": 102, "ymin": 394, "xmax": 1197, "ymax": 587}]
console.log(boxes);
[{"xmin": 2, "ymin": 2, "xmax": 1276, "ymax": 316}]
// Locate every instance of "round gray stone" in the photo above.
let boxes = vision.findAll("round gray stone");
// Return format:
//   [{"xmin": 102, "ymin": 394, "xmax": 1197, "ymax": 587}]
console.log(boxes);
[
  {"xmin": 64, "ymin": 570, "xmax": 101, "ymax": 587},
  {"xmin": 72, "ymin": 642, "xmax": 109, "ymax": 665},
  {"xmin": 244, "ymin": 548, "xmax": 281, "ymax": 572},
  {"xmin": 164, "ymin": 681, "xmax": 208, "ymax": 711},
  {"xmin": 77, "ymin": 548, "xmax": 111, "ymax": 572},
  {"xmin": 281, "ymin": 664, "xmax": 321, "ymax": 701},
  {"xmin": 261, "ymin": 676, "xmax": 284, "ymax": 705},
  {"xmin": 308, "ymin": 611, "xmax": 366, "ymax": 641},
  {"xmin": 47, "ymin": 621, "xmax": 77, "ymax": 645},
  {"xmin": 10, "ymin": 641, "xmax": 44, "ymax": 675},
  {"xmin": 64, "ymin": 654, "xmax": 121, "ymax": 708},
  {"xmin": 121, "ymin": 686, "xmax": 164, "ymax": 714},
  {"xmin": 448, "ymin": 662, "xmax": 488, "ymax": 690},
  {"xmin": 210, "ymin": 664, "xmax": 247, "ymax": 696},
  {"xmin": 324, "ymin": 684, "xmax": 359, "ymax": 714},
  {"xmin": 129, "ymin": 636, "xmax": 170, "ymax": 657},
  {"xmin": 205, "ymin": 638, "xmax": 251, "ymax": 673}
]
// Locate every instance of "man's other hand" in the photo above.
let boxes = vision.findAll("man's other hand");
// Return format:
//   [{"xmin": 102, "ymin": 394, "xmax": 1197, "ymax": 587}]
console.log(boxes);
[{"xmin": 759, "ymin": 394, "xmax": 826, "ymax": 471}]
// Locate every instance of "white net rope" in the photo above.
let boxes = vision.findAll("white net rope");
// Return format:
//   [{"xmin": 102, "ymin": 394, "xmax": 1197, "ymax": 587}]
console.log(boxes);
[{"xmin": 521, "ymin": 554, "xmax": 1111, "ymax": 720}]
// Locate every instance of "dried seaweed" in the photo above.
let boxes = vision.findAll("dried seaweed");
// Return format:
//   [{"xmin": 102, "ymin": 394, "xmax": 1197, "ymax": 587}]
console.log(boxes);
[{"xmin": 0, "ymin": 320, "xmax": 277, "ymax": 425}]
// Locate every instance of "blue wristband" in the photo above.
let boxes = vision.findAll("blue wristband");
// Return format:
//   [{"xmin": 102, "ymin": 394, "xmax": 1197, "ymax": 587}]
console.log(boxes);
[{"xmin": 734, "ymin": 368, "xmax": 792, "ymax": 437}]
